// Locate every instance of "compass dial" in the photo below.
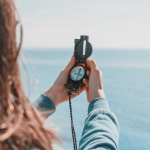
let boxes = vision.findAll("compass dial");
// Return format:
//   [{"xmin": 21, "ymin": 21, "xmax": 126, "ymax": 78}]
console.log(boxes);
[{"xmin": 70, "ymin": 66, "xmax": 85, "ymax": 81}]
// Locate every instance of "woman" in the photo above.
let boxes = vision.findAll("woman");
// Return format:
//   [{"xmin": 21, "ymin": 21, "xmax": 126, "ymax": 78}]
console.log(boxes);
[
  {"xmin": 0, "ymin": 0, "xmax": 61, "ymax": 149},
  {"xmin": 0, "ymin": 0, "xmax": 119, "ymax": 150}
]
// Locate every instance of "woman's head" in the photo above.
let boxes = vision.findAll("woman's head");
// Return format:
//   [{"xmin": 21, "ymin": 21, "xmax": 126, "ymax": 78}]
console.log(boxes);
[{"xmin": 0, "ymin": 0, "xmax": 59, "ymax": 149}]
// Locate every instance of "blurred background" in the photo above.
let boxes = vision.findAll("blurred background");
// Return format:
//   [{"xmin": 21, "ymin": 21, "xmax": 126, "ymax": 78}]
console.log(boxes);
[{"xmin": 16, "ymin": 0, "xmax": 150, "ymax": 150}]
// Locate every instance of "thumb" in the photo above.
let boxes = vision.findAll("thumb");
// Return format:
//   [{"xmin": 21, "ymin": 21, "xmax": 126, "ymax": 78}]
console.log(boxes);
[
  {"xmin": 64, "ymin": 56, "xmax": 76, "ymax": 73},
  {"xmin": 86, "ymin": 59, "xmax": 98, "ymax": 71}
]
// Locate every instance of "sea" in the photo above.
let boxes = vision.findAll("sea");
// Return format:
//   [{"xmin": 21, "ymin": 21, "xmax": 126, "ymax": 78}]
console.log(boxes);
[{"xmin": 20, "ymin": 48, "xmax": 150, "ymax": 150}]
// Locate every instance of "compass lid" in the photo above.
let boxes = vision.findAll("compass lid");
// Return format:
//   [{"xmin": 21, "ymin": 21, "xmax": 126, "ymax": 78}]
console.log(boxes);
[{"xmin": 74, "ymin": 35, "xmax": 92, "ymax": 61}]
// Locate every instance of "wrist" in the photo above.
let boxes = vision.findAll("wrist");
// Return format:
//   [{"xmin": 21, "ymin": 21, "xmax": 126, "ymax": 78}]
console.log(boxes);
[
  {"xmin": 44, "ymin": 86, "xmax": 60, "ymax": 107},
  {"xmin": 88, "ymin": 89, "xmax": 106, "ymax": 103}
]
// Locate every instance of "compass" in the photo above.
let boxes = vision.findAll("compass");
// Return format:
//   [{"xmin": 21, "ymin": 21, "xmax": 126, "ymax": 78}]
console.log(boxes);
[
  {"xmin": 64, "ymin": 35, "xmax": 93, "ymax": 91},
  {"xmin": 70, "ymin": 66, "xmax": 85, "ymax": 81}
]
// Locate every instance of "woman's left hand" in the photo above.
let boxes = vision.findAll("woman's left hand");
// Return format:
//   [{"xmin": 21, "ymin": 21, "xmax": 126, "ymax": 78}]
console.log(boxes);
[{"xmin": 44, "ymin": 56, "xmax": 88, "ymax": 107}]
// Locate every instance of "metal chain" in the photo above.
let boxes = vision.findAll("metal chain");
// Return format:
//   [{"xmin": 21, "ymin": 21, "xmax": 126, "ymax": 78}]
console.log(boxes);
[{"xmin": 68, "ymin": 91, "xmax": 77, "ymax": 150}]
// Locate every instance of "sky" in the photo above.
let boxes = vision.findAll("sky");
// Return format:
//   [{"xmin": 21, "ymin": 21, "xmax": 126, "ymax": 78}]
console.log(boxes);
[{"xmin": 15, "ymin": 0, "xmax": 150, "ymax": 49}]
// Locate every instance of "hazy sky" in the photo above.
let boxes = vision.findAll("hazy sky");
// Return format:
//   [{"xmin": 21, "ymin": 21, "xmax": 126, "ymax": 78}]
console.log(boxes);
[{"xmin": 15, "ymin": 0, "xmax": 150, "ymax": 49}]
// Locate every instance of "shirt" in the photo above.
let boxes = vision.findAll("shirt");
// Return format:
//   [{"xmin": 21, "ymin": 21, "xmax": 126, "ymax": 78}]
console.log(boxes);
[{"xmin": 32, "ymin": 94, "xmax": 119, "ymax": 150}]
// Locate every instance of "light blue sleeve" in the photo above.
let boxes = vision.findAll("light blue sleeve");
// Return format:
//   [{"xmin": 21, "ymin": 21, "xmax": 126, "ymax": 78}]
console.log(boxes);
[
  {"xmin": 79, "ymin": 98, "xmax": 120, "ymax": 150},
  {"xmin": 32, "ymin": 95, "xmax": 119, "ymax": 150},
  {"xmin": 32, "ymin": 94, "xmax": 56, "ymax": 119}
]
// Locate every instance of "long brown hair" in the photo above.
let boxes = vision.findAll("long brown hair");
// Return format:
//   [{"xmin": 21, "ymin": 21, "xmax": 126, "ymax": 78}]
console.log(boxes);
[{"xmin": 0, "ymin": 0, "xmax": 59, "ymax": 149}]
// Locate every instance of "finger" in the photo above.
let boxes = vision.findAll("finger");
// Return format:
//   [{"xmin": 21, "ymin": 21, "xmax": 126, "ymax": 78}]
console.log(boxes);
[
  {"xmin": 72, "ymin": 85, "xmax": 86, "ymax": 97},
  {"xmin": 86, "ymin": 59, "xmax": 91, "ymax": 71},
  {"xmin": 74, "ymin": 80, "xmax": 88, "ymax": 95},
  {"xmin": 83, "ymin": 79, "xmax": 89, "ymax": 89},
  {"xmin": 64, "ymin": 56, "xmax": 76, "ymax": 73},
  {"xmin": 86, "ymin": 70, "xmax": 90, "ymax": 77},
  {"xmin": 100, "ymin": 71, "xmax": 104, "ymax": 90},
  {"xmin": 86, "ymin": 59, "xmax": 98, "ymax": 71},
  {"xmin": 87, "ymin": 65, "xmax": 91, "ymax": 71}
]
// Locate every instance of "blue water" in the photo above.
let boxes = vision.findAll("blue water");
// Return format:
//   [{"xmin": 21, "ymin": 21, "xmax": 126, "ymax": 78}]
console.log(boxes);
[{"xmin": 20, "ymin": 49, "xmax": 150, "ymax": 150}]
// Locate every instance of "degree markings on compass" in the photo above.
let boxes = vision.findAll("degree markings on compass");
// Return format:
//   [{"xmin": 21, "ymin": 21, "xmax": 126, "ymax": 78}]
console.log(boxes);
[{"xmin": 70, "ymin": 66, "xmax": 85, "ymax": 81}]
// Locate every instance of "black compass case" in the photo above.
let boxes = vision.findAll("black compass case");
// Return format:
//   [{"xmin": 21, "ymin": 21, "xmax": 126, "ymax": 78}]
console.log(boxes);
[{"xmin": 64, "ymin": 35, "xmax": 93, "ymax": 91}]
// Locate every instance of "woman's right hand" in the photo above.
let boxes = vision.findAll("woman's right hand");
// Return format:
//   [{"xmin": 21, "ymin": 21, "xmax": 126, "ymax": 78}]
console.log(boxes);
[{"xmin": 83, "ymin": 60, "xmax": 106, "ymax": 103}]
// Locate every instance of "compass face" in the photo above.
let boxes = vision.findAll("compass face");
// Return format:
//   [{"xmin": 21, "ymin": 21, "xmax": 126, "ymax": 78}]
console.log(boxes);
[{"xmin": 70, "ymin": 66, "xmax": 85, "ymax": 81}]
